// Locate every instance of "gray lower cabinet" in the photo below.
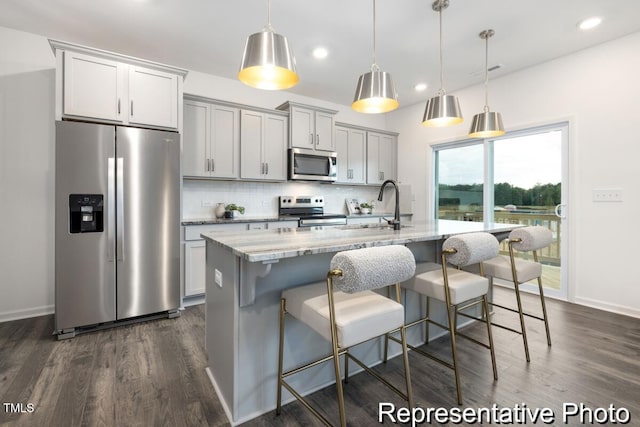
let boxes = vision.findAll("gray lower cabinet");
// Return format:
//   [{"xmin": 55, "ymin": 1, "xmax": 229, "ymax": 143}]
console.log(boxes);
[{"xmin": 182, "ymin": 221, "xmax": 298, "ymax": 297}]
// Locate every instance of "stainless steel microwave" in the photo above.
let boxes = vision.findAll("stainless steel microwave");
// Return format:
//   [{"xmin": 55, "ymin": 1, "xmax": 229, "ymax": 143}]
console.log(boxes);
[{"xmin": 288, "ymin": 148, "xmax": 337, "ymax": 182}]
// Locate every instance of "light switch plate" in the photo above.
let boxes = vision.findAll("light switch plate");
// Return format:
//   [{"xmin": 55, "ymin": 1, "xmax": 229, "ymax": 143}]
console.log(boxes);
[
  {"xmin": 214, "ymin": 269, "xmax": 222, "ymax": 288},
  {"xmin": 592, "ymin": 188, "xmax": 623, "ymax": 202}
]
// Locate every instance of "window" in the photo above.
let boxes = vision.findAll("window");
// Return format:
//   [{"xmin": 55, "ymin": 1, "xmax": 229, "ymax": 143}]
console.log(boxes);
[
  {"xmin": 433, "ymin": 122, "xmax": 568, "ymax": 299},
  {"xmin": 434, "ymin": 143, "xmax": 484, "ymax": 221}
]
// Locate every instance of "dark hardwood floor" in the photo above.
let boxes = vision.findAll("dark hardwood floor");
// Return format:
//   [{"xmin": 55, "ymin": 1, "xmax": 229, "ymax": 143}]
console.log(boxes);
[{"xmin": 1, "ymin": 288, "xmax": 639, "ymax": 426}]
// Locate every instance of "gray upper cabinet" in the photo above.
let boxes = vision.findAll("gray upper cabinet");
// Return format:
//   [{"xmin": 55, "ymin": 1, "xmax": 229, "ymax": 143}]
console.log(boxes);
[
  {"xmin": 366, "ymin": 131, "xmax": 397, "ymax": 185},
  {"xmin": 50, "ymin": 39, "xmax": 187, "ymax": 131},
  {"xmin": 183, "ymin": 98, "xmax": 240, "ymax": 179},
  {"xmin": 335, "ymin": 125, "xmax": 366, "ymax": 184},
  {"xmin": 240, "ymin": 110, "xmax": 288, "ymax": 181},
  {"xmin": 276, "ymin": 101, "xmax": 337, "ymax": 152}
]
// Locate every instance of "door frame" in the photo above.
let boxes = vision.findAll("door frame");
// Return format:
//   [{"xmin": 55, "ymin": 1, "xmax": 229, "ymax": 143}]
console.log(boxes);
[{"xmin": 431, "ymin": 120, "xmax": 571, "ymax": 301}]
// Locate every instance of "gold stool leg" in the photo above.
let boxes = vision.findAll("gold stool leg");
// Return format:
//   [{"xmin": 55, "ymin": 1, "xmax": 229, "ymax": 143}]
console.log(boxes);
[
  {"xmin": 425, "ymin": 296, "xmax": 431, "ymax": 343},
  {"xmin": 537, "ymin": 276, "xmax": 552, "ymax": 346},
  {"xmin": 446, "ymin": 302, "xmax": 463, "ymax": 405},
  {"xmin": 513, "ymin": 283, "xmax": 531, "ymax": 362},
  {"xmin": 276, "ymin": 298, "xmax": 286, "ymax": 415},
  {"xmin": 383, "ymin": 286, "xmax": 392, "ymax": 363},
  {"xmin": 483, "ymin": 295, "xmax": 498, "ymax": 380},
  {"xmin": 344, "ymin": 349, "xmax": 350, "ymax": 383},
  {"xmin": 399, "ymin": 325, "xmax": 414, "ymax": 409}
]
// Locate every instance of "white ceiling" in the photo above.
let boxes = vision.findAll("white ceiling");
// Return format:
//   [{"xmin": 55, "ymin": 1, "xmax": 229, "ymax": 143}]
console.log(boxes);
[{"xmin": 2, "ymin": 0, "xmax": 640, "ymax": 108}]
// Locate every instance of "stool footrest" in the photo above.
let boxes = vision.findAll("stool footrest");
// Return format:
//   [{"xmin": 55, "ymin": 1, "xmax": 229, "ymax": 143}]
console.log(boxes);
[
  {"xmin": 282, "ymin": 350, "xmax": 347, "ymax": 379},
  {"xmin": 345, "ymin": 352, "xmax": 410, "ymax": 401},
  {"xmin": 488, "ymin": 320, "xmax": 523, "ymax": 335},
  {"xmin": 280, "ymin": 380, "xmax": 333, "ymax": 426},
  {"xmin": 388, "ymin": 334, "xmax": 455, "ymax": 370},
  {"xmin": 489, "ymin": 302, "xmax": 546, "ymax": 322}
]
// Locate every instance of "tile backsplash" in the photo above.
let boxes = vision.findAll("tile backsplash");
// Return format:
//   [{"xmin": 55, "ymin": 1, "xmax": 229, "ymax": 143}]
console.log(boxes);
[{"xmin": 182, "ymin": 180, "xmax": 412, "ymax": 219}]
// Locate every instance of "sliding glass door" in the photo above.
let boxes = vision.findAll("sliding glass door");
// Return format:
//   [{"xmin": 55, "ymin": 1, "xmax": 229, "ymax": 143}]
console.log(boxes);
[{"xmin": 433, "ymin": 122, "xmax": 568, "ymax": 299}]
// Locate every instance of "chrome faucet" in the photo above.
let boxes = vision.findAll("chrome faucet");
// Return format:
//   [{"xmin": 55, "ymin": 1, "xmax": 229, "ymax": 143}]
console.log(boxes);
[{"xmin": 377, "ymin": 179, "xmax": 401, "ymax": 230}]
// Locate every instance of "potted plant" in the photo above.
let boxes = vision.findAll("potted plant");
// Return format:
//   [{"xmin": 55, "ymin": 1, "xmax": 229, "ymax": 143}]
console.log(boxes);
[
  {"xmin": 359, "ymin": 202, "xmax": 374, "ymax": 214},
  {"xmin": 224, "ymin": 203, "xmax": 245, "ymax": 218}
]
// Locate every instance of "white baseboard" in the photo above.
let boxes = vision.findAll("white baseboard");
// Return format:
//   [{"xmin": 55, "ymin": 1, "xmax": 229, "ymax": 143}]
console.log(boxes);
[
  {"xmin": 205, "ymin": 367, "xmax": 236, "ymax": 426},
  {"xmin": 182, "ymin": 294, "xmax": 205, "ymax": 308},
  {"xmin": 0, "ymin": 305, "xmax": 54, "ymax": 323},
  {"xmin": 573, "ymin": 297, "xmax": 640, "ymax": 319}
]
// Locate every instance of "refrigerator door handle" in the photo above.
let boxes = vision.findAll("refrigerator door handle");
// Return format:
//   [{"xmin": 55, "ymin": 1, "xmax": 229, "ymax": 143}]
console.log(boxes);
[
  {"xmin": 107, "ymin": 157, "xmax": 116, "ymax": 262},
  {"xmin": 116, "ymin": 157, "xmax": 125, "ymax": 261}
]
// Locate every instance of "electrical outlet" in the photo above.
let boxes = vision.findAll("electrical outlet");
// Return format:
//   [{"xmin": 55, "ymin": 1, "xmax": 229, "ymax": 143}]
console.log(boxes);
[
  {"xmin": 592, "ymin": 188, "xmax": 623, "ymax": 202},
  {"xmin": 214, "ymin": 269, "xmax": 222, "ymax": 288},
  {"xmin": 202, "ymin": 200, "xmax": 213, "ymax": 207}
]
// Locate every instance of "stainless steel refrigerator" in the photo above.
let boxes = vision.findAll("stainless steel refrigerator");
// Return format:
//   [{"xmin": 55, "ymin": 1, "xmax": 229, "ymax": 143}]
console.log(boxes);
[{"xmin": 55, "ymin": 120, "xmax": 180, "ymax": 338}]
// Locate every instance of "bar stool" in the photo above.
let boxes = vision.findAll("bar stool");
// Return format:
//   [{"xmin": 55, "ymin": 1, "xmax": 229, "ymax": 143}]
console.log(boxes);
[
  {"xmin": 276, "ymin": 245, "xmax": 416, "ymax": 427},
  {"xmin": 482, "ymin": 226, "xmax": 553, "ymax": 362},
  {"xmin": 397, "ymin": 232, "xmax": 499, "ymax": 405}
]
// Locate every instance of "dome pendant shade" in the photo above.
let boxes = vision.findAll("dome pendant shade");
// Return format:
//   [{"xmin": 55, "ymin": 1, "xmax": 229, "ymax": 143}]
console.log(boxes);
[
  {"xmin": 468, "ymin": 111, "xmax": 505, "ymax": 138},
  {"xmin": 238, "ymin": 30, "xmax": 299, "ymax": 90},
  {"xmin": 352, "ymin": 70, "xmax": 399, "ymax": 114},
  {"xmin": 422, "ymin": 94, "xmax": 463, "ymax": 127}
]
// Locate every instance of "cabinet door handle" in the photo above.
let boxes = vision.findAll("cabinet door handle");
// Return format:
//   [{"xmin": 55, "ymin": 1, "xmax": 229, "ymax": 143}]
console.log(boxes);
[
  {"xmin": 309, "ymin": 133, "xmax": 313, "ymax": 145},
  {"xmin": 211, "ymin": 159, "xmax": 215, "ymax": 172},
  {"xmin": 117, "ymin": 99, "xmax": 121, "ymax": 115},
  {"xmin": 265, "ymin": 162, "xmax": 269, "ymax": 175},
  {"xmin": 206, "ymin": 158, "xmax": 209, "ymax": 172},
  {"xmin": 261, "ymin": 162, "xmax": 264, "ymax": 174},
  {"xmin": 316, "ymin": 134, "xmax": 319, "ymax": 145},
  {"xmin": 130, "ymin": 100, "xmax": 134, "ymax": 117}
]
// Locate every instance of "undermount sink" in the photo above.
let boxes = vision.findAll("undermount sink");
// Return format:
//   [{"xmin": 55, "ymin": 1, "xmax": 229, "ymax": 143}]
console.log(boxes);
[{"xmin": 346, "ymin": 223, "xmax": 413, "ymax": 230}]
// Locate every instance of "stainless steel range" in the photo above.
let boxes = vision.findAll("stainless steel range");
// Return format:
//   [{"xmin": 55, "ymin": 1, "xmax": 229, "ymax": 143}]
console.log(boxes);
[{"xmin": 279, "ymin": 196, "xmax": 347, "ymax": 227}]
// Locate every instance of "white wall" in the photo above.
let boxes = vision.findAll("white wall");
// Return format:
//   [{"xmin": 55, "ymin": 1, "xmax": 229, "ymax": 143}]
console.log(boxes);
[
  {"xmin": 183, "ymin": 70, "xmax": 387, "ymax": 129},
  {"xmin": 0, "ymin": 25, "xmax": 392, "ymax": 321},
  {"xmin": 181, "ymin": 70, "xmax": 394, "ymax": 221},
  {"xmin": 0, "ymin": 27, "xmax": 56, "ymax": 321},
  {"xmin": 387, "ymin": 32, "xmax": 640, "ymax": 318},
  {"xmin": 2, "ymin": 22, "xmax": 638, "ymax": 321}
]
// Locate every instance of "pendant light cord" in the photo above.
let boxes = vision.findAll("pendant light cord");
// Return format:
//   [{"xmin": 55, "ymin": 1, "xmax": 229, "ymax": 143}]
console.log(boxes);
[
  {"xmin": 265, "ymin": 0, "xmax": 273, "ymax": 31},
  {"xmin": 438, "ymin": 5, "xmax": 444, "ymax": 95},
  {"xmin": 483, "ymin": 33, "xmax": 489, "ymax": 112},
  {"xmin": 371, "ymin": 0, "xmax": 379, "ymax": 72}
]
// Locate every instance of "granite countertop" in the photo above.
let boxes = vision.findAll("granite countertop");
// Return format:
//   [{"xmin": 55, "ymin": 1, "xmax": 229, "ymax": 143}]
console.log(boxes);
[
  {"xmin": 183, "ymin": 212, "xmax": 413, "ymax": 226},
  {"xmin": 201, "ymin": 219, "xmax": 517, "ymax": 262},
  {"xmin": 182, "ymin": 216, "xmax": 298, "ymax": 226}
]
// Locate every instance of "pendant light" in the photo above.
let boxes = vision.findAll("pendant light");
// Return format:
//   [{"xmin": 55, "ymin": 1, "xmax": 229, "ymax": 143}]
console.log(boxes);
[
  {"xmin": 352, "ymin": 0, "xmax": 399, "ymax": 114},
  {"xmin": 469, "ymin": 29, "xmax": 505, "ymax": 138},
  {"xmin": 422, "ymin": 0, "xmax": 463, "ymax": 127},
  {"xmin": 238, "ymin": 0, "xmax": 299, "ymax": 90}
]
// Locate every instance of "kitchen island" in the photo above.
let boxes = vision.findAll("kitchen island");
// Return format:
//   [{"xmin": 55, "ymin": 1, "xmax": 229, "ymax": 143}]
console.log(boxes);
[{"xmin": 202, "ymin": 220, "xmax": 518, "ymax": 425}]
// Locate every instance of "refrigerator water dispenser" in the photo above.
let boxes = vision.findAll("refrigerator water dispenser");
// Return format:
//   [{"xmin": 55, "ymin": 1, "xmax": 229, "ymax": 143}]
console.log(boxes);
[{"xmin": 69, "ymin": 194, "xmax": 103, "ymax": 233}]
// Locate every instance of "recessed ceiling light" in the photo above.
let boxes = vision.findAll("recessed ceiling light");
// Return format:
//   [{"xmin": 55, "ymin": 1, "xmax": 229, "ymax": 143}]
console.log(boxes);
[
  {"xmin": 578, "ymin": 16, "xmax": 602, "ymax": 30},
  {"xmin": 414, "ymin": 83, "xmax": 428, "ymax": 92},
  {"xmin": 312, "ymin": 47, "xmax": 328, "ymax": 59}
]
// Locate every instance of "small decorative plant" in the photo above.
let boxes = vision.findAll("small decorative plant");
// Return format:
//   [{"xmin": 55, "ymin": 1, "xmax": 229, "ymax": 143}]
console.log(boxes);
[
  {"xmin": 359, "ymin": 202, "xmax": 374, "ymax": 214},
  {"xmin": 224, "ymin": 203, "xmax": 245, "ymax": 218}
]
